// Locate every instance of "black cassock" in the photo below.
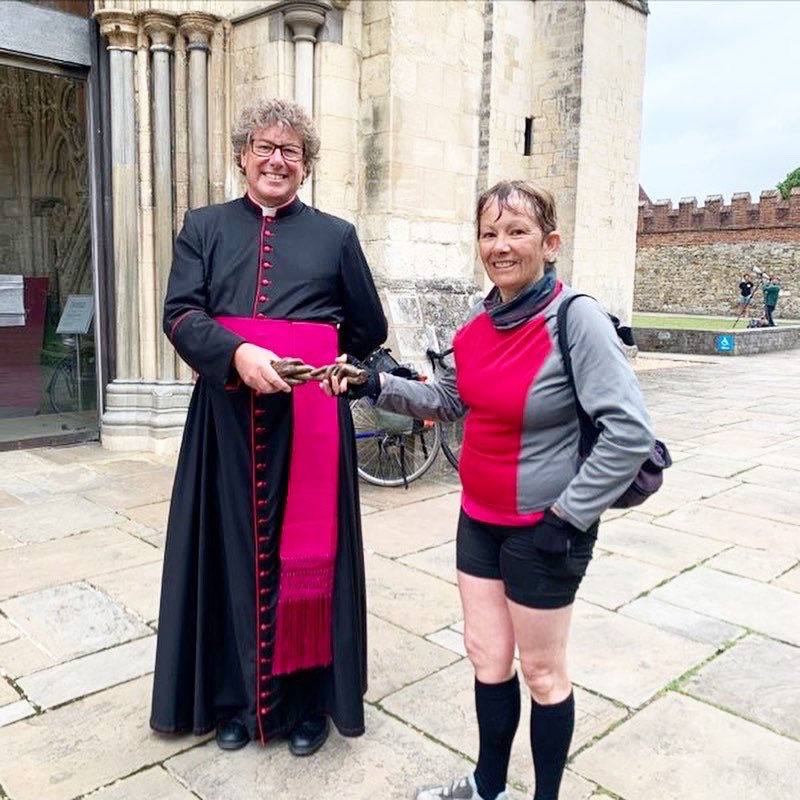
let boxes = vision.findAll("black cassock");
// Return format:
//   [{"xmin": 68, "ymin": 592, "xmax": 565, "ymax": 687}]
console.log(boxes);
[{"xmin": 150, "ymin": 195, "xmax": 387, "ymax": 743}]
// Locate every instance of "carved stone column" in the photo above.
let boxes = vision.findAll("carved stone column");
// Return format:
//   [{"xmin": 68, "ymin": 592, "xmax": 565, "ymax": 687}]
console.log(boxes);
[
  {"xmin": 94, "ymin": 9, "xmax": 140, "ymax": 383},
  {"xmin": 284, "ymin": 1, "xmax": 329, "ymax": 204},
  {"xmin": 8, "ymin": 112, "xmax": 34, "ymax": 277},
  {"xmin": 179, "ymin": 12, "xmax": 217, "ymax": 210},
  {"xmin": 142, "ymin": 10, "xmax": 178, "ymax": 382}
]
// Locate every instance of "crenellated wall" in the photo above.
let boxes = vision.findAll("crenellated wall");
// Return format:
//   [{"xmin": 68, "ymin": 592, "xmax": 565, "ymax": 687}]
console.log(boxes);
[{"xmin": 635, "ymin": 188, "xmax": 800, "ymax": 318}]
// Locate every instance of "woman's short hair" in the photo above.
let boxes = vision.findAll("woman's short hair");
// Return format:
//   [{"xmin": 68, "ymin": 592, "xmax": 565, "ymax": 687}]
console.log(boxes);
[
  {"xmin": 476, "ymin": 180, "xmax": 558, "ymax": 236},
  {"xmin": 232, "ymin": 97, "xmax": 321, "ymax": 174}
]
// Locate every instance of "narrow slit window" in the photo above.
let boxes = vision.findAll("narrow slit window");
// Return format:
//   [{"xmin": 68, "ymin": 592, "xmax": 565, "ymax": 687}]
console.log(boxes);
[{"xmin": 524, "ymin": 117, "xmax": 533, "ymax": 156}]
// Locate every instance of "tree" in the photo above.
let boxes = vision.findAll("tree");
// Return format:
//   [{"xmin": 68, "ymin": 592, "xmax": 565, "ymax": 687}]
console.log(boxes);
[{"xmin": 777, "ymin": 167, "xmax": 800, "ymax": 200}]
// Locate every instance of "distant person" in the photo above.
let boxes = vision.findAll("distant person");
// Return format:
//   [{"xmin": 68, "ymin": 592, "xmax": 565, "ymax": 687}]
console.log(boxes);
[
  {"xmin": 738, "ymin": 273, "xmax": 754, "ymax": 313},
  {"xmin": 763, "ymin": 276, "xmax": 781, "ymax": 327}
]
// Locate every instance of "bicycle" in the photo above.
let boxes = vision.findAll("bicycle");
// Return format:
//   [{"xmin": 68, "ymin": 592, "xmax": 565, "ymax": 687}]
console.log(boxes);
[
  {"xmin": 350, "ymin": 347, "xmax": 464, "ymax": 487},
  {"xmin": 46, "ymin": 335, "xmax": 97, "ymax": 414},
  {"xmin": 425, "ymin": 347, "xmax": 463, "ymax": 471}
]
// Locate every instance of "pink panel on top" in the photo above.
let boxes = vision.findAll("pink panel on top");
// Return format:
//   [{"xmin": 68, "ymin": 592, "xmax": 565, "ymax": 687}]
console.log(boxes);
[{"xmin": 454, "ymin": 311, "xmax": 552, "ymax": 526}]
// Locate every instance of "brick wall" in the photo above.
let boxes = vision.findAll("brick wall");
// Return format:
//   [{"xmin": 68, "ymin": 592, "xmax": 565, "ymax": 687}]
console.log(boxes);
[{"xmin": 635, "ymin": 188, "xmax": 800, "ymax": 319}]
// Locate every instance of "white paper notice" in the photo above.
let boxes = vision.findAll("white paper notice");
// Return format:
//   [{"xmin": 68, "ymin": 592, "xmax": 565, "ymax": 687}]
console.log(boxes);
[{"xmin": 0, "ymin": 275, "xmax": 25, "ymax": 327}]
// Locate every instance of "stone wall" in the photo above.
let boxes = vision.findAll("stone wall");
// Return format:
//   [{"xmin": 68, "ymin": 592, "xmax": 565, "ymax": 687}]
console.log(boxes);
[
  {"xmin": 635, "ymin": 325, "xmax": 800, "ymax": 356},
  {"xmin": 88, "ymin": 0, "xmax": 649, "ymax": 449},
  {"xmin": 636, "ymin": 190, "xmax": 800, "ymax": 319}
]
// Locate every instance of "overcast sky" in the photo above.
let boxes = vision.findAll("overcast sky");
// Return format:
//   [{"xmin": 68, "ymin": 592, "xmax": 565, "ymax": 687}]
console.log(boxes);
[{"xmin": 639, "ymin": 0, "xmax": 800, "ymax": 204}]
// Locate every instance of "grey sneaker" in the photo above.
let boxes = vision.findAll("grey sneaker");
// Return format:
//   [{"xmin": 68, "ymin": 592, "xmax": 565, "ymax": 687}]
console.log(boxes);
[{"xmin": 414, "ymin": 773, "xmax": 509, "ymax": 800}]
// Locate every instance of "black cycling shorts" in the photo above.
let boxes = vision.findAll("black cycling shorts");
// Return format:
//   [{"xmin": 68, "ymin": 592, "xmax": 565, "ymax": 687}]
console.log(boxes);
[{"xmin": 456, "ymin": 509, "xmax": 598, "ymax": 610}]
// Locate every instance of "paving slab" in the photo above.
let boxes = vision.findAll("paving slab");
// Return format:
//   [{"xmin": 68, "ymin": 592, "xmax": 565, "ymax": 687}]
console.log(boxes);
[
  {"xmin": 362, "ymin": 492, "xmax": 460, "ymax": 558},
  {"xmin": 89, "ymin": 560, "xmax": 164, "ymax": 623},
  {"xmin": 0, "ymin": 474, "xmax": 48, "ymax": 504},
  {"xmin": 381, "ymin": 657, "xmax": 625, "ymax": 794},
  {"xmin": 165, "ymin": 704, "xmax": 473, "ymax": 800},
  {"xmin": 761, "ymin": 449, "xmax": 800, "ymax": 471},
  {"xmin": 84, "ymin": 766, "xmax": 197, "ymax": 800},
  {"xmin": 0, "ymin": 450, "xmax": 51, "ymax": 474},
  {"xmin": 30, "ymin": 444, "xmax": 120, "ymax": 466},
  {"xmin": 0, "ymin": 495, "xmax": 124, "ymax": 544},
  {"xmin": 0, "ymin": 614, "xmax": 20, "ymax": 644},
  {"xmin": 366, "ymin": 613, "xmax": 458, "ymax": 702},
  {"xmin": 0, "ymin": 676, "xmax": 18, "ymax": 704},
  {"xmin": 738, "ymin": 463, "xmax": 800, "ymax": 494},
  {"xmin": 579, "ymin": 552, "xmax": 673, "ymax": 610},
  {"xmin": 14, "ymin": 465, "xmax": 103, "ymax": 495},
  {"xmin": 18, "ymin": 635, "xmax": 156, "ymax": 709},
  {"xmin": 122, "ymin": 500, "xmax": 170, "ymax": 532},
  {"xmin": 0, "ymin": 675, "xmax": 196, "ymax": 800},
  {"xmin": 624, "ymin": 485, "xmax": 698, "ymax": 516},
  {"xmin": 426, "ymin": 627, "xmax": 467, "ymax": 657},
  {"xmin": 656, "ymin": 467, "xmax": 739, "ymax": 499},
  {"xmin": 655, "ymin": 502, "xmax": 800, "ymax": 556},
  {"xmin": 651, "ymin": 566, "xmax": 800, "ymax": 646},
  {"xmin": 569, "ymin": 601, "xmax": 713, "ymax": 708},
  {"xmin": 397, "ymin": 539, "xmax": 457, "ymax": 584},
  {"xmin": 618, "ymin": 596, "xmax": 744, "ymax": 647},
  {"xmin": 572, "ymin": 692, "xmax": 800, "ymax": 800},
  {"xmin": 359, "ymin": 478, "xmax": 459, "ymax": 512},
  {"xmin": 675, "ymin": 453, "xmax": 757, "ymax": 478},
  {"xmin": 0, "ymin": 488, "xmax": 22, "ymax": 509},
  {"xmin": 0, "ymin": 635, "xmax": 55, "ymax": 678},
  {"xmin": 596, "ymin": 516, "xmax": 724, "ymax": 571},
  {"xmin": 704, "ymin": 545, "xmax": 797, "ymax": 582},
  {"xmin": 683, "ymin": 634, "xmax": 800, "ymax": 739},
  {"xmin": 364, "ymin": 552, "xmax": 462, "ymax": 635},
  {"xmin": 1, "ymin": 582, "xmax": 151, "ymax": 661},
  {"xmin": 117, "ymin": 518, "xmax": 167, "ymax": 549},
  {"xmin": 82, "ymin": 467, "xmax": 177, "ymax": 511},
  {"xmin": 0, "ymin": 527, "xmax": 160, "ymax": 600},
  {"xmin": 703, "ymin": 482, "xmax": 800, "ymax": 527},
  {"xmin": 774, "ymin": 564, "xmax": 800, "ymax": 593},
  {"xmin": 86, "ymin": 457, "xmax": 171, "ymax": 479},
  {"xmin": 0, "ymin": 699, "xmax": 35, "ymax": 727}
]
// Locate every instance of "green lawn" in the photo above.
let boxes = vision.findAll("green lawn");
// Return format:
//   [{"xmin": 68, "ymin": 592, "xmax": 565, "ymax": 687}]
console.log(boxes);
[{"xmin": 632, "ymin": 313, "xmax": 798, "ymax": 331}]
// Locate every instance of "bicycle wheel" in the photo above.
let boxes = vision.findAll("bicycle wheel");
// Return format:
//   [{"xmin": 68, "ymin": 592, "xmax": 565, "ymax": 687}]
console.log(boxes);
[
  {"xmin": 439, "ymin": 416, "xmax": 465, "ymax": 470},
  {"xmin": 350, "ymin": 398, "xmax": 441, "ymax": 487},
  {"xmin": 48, "ymin": 360, "xmax": 78, "ymax": 414}
]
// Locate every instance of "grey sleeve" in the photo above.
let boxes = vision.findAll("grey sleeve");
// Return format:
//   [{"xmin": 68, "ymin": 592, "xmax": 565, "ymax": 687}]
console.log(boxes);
[
  {"xmin": 375, "ymin": 365, "xmax": 467, "ymax": 423},
  {"xmin": 555, "ymin": 297, "xmax": 655, "ymax": 530}
]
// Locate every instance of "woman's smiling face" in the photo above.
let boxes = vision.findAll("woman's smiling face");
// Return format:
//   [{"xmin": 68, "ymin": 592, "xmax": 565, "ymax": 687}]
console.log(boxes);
[{"xmin": 478, "ymin": 197, "xmax": 561, "ymax": 302}]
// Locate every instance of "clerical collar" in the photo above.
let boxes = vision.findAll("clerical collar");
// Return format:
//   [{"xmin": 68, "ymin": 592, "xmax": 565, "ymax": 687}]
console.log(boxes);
[{"xmin": 243, "ymin": 193, "xmax": 303, "ymax": 218}]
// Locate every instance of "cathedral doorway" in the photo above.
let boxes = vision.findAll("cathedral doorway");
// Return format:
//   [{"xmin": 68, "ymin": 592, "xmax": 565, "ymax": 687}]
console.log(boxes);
[{"xmin": 0, "ymin": 2, "xmax": 105, "ymax": 449}]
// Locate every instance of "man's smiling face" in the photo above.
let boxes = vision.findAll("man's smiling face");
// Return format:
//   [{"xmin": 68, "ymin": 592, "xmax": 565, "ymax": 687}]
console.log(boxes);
[{"xmin": 240, "ymin": 124, "xmax": 306, "ymax": 208}]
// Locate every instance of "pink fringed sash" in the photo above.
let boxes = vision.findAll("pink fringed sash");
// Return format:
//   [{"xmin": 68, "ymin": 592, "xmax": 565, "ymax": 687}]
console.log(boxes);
[{"xmin": 216, "ymin": 317, "xmax": 340, "ymax": 675}]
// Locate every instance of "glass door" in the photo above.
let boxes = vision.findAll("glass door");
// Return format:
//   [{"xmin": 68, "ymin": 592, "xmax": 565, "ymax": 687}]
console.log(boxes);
[{"xmin": 0, "ymin": 62, "xmax": 98, "ymax": 447}]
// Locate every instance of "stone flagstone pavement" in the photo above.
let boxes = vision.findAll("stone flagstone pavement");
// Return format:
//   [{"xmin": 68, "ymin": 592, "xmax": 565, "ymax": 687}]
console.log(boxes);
[{"xmin": 1, "ymin": 349, "xmax": 800, "ymax": 799}]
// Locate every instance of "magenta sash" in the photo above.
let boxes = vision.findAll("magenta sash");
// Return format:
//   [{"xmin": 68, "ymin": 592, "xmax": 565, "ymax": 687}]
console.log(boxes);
[{"xmin": 216, "ymin": 317, "xmax": 339, "ymax": 675}]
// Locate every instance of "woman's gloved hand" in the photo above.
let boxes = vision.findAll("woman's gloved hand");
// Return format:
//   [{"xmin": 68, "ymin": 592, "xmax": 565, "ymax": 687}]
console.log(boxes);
[
  {"xmin": 531, "ymin": 508, "xmax": 582, "ymax": 554},
  {"xmin": 313, "ymin": 355, "xmax": 381, "ymax": 400}
]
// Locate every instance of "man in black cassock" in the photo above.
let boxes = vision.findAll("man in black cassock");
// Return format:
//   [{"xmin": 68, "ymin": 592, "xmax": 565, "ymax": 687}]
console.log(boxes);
[{"xmin": 150, "ymin": 98, "xmax": 387, "ymax": 755}]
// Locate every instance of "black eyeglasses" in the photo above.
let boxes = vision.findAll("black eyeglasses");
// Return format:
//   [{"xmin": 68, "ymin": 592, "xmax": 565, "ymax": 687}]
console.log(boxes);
[{"xmin": 249, "ymin": 139, "xmax": 304, "ymax": 162}]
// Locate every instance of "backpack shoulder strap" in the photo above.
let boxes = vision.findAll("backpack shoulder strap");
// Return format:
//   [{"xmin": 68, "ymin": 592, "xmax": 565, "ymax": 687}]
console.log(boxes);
[{"xmin": 556, "ymin": 293, "xmax": 596, "ymax": 456}]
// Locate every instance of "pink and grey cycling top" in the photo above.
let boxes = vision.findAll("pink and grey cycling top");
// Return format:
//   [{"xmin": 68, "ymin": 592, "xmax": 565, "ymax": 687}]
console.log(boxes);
[{"xmin": 376, "ymin": 286, "xmax": 654, "ymax": 532}]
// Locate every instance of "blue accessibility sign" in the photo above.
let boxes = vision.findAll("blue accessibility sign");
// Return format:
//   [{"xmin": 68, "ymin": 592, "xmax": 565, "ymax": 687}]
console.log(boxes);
[{"xmin": 716, "ymin": 335, "xmax": 734, "ymax": 353}]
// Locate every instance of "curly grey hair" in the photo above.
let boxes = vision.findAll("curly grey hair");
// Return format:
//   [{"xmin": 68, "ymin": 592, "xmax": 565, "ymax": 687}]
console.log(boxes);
[{"xmin": 232, "ymin": 97, "xmax": 321, "ymax": 175}]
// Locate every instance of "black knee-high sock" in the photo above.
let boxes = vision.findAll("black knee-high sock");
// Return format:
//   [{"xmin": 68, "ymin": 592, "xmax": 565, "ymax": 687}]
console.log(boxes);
[
  {"xmin": 473, "ymin": 673, "xmax": 521, "ymax": 800},
  {"xmin": 530, "ymin": 691, "xmax": 574, "ymax": 800}
]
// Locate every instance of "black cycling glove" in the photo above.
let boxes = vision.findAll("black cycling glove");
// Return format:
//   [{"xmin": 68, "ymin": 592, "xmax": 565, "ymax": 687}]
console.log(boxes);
[{"xmin": 531, "ymin": 508, "xmax": 583, "ymax": 555}]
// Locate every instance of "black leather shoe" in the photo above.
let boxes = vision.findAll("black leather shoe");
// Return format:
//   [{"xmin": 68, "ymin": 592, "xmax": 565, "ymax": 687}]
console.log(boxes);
[
  {"xmin": 288, "ymin": 714, "xmax": 330, "ymax": 757},
  {"xmin": 216, "ymin": 719, "xmax": 250, "ymax": 751}
]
